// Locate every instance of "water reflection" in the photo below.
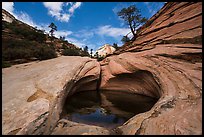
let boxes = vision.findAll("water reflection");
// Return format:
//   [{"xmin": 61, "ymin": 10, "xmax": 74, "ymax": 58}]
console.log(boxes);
[{"xmin": 61, "ymin": 90, "xmax": 157, "ymax": 129}]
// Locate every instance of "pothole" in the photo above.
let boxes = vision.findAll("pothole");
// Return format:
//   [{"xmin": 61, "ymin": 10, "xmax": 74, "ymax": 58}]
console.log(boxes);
[
  {"xmin": 44, "ymin": 70, "xmax": 162, "ymax": 135},
  {"xmin": 60, "ymin": 90, "xmax": 158, "ymax": 130}
]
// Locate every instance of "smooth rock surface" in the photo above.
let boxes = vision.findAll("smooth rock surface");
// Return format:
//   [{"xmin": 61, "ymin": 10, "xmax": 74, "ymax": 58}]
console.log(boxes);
[
  {"xmin": 2, "ymin": 56, "xmax": 100, "ymax": 135},
  {"xmin": 51, "ymin": 119, "xmax": 110, "ymax": 135},
  {"xmin": 101, "ymin": 2, "xmax": 202, "ymax": 135},
  {"xmin": 2, "ymin": 2, "xmax": 202, "ymax": 135}
]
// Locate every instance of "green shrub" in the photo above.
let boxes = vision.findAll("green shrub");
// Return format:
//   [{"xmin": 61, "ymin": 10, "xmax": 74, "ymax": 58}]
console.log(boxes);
[
  {"xmin": 34, "ymin": 45, "xmax": 57, "ymax": 60},
  {"xmin": 62, "ymin": 47, "xmax": 80, "ymax": 56},
  {"xmin": 97, "ymin": 56, "xmax": 105, "ymax": 61},
  {"xmin": 3, "ymin": 21, "xmax": 46, "ymax": 43},
  {"xmin": 3, "ymin": 47, "xmax": 34, "ymax": 61},
  {"xmin": 2, "ymin": 39, "xmax": 37, "ymax": 60},
  {"xmin": 62, "ymin": 43, "xmax": 68, "ymax": 49},
  {"xmin": 2, "ymin": 38, "xmax": 57, "ymax": 61},
  {"xmin": 62, "ymin": 47, "xmax": 91, "ymax": 57},
  {"xmin": 2, "ymin": 60, "xmax": 11, "ymax": 68},
  {"xmin": 80, "ymin": 50, "xmax": 90, "ymax": 57}
]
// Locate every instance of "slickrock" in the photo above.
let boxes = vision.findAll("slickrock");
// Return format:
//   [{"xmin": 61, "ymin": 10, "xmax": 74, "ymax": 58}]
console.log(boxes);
[
  {"xmin": 2, "ymin": 2, "xmax": 202, "ymax": 135},
  {"xmin": 2, "ymin": 56, "xmax": 100, "ymax": 135},
  {"xmin": 101, "ymin": 2, "xmax": 202, "ymax": 135},
  {"xmin": 51, "ymin": 119, "xmax": 110, "ymax": 135},
  {"xmin": 96, "ymin": 44, "xmax": 116, "ymax": 57}
]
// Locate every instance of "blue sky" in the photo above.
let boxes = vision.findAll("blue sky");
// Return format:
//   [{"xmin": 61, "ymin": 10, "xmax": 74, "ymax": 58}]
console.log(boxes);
[{"xmin": 2, "ymin": 2, "xmax": 165, "ymax": 52}]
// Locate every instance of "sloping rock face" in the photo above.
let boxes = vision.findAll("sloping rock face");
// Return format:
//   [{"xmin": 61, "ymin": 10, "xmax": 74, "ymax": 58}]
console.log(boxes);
[
  {"xmin": 96, "ymin": 44, "xmax": 116, "ymax": 57},
  {"xmin": 2, "ymin": 56, "xmax": 100, "ymax": 135},
  {"xmin": 2, "ymin": 9, "xmax": 16, "ymax": 23},
  {"xmin": 2, "ymin": 2, "xmax": 202, "ymax": 135},
  {"xmin": 100, "ymin": 2, "xmax": 202, "ymax": 135},
  {"xmin": 51, "ymin": 119, "xmax": 110, "ymax": 135}
]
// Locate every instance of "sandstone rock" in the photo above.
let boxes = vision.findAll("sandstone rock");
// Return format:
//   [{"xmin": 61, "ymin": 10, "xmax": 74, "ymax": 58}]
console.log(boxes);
[
  {"xmin": 96, "ymin": 44, "xmax": 116, "ymax": 57},
  {"xmin": 51, "ymin": 119, "xmax": 110, "ymax": 135},
  {"xmin": 101, "ymin": 2, "xmax": 202, "ymax": 135},
  {"xmin": 2, "ymin": 56, "xmax": 100, "ymax": 135},
  {"xmin": 2, "ymin": 2, "xmax": 202, "ymax": 135},
  {"xmin": 2, "ymin": 9, "xmax": 16, "ymax": 23}
]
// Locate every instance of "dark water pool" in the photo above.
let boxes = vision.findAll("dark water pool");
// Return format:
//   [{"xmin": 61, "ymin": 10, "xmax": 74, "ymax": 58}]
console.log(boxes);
[{"xmin": 61, "ymin": 90, "xmax": 158, "ymax": 129}]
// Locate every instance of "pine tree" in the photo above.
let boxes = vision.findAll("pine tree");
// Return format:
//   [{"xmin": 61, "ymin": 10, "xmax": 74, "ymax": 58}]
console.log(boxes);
[
  {"xmin": 117, "ymin": 5, "xmax": 147, "ymax": 38},
  {"xmin": 48, "ymin": 22, "xmax": 57, "ymax": 43}
]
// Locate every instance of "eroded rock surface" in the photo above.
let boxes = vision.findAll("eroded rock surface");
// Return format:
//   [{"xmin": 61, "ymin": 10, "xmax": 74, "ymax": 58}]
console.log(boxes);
[
  {"xmin": 100, "ymin": 2, "xmax": 202, "ymax": 135},
  {"xmin": 2, "ymin": 2, "xmax": 202, "ymax": 135},
  {"xmin": 2, "ymin": 56, "xmax": 100, "ymax": 135},
  {"xmin": 51, "ymin": 119, "xmax": 110, "ymax": 135}
]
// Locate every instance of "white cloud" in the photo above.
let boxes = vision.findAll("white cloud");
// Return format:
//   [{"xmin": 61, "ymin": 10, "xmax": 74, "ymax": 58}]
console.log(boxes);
[
  {"xmin": 2, "ymin": 2, "xmax": 41, "ymax": 29},
  {"xmin": 43, "ymin": 2, "xmax": 82, "ymax": 22},
  {"xmin": 65, "ymin": 2, "xmax": 73, "ymax": 6},
  {"xmin": 112, "ymin": 3, "xmax": 130, "ymax": 27},
  {"xmin": 69, "ymin": 2, "xmax": 82, "ymax": 14},
  {"xmin": 60, "ymin": 14, "xmax": 71, "ymax": 22},
  {"xmin": 2, "ymin": 2, "xmax": 129, "ymax": 51},
  {"xmin": 2, "ymin": 2, "xmax": 74, "ymax": 41},
  {"xmin": 43, "ymin": 2, "xmax": 70, "ymax": 22},
  {"xmin": 2, "ymin": 2, "xmax": 14, "ymax": 14},
  {"xmin": 144, "ymin": 2, "xmax": 164, "ymax": 16},
  {"xmin": 43, "ymin": 2, "xmax": 64, "ymax": 13},
  {"xmin": 16, "ymin": 12, "xmax": 36, "ymax": 26},
  {"xmin": 70, "ymin": 25, "xmax": 133, "ymax": 50},
  {"xmin": 73, "ymin": 29, "xmax": 94, "ymax": 39},
  {"xmin": 66, "ymin": 37, "xmax": 86, "ymax": 48},
  {"xmin": 96, "ymin": 25, "xmax": 130, "ymax": 38},
  {"xmin": 112, "ymin": 3, "xmax": 128, "ymax": 15},
  {"xmin": 55, "ymin": 30, "xmax": 73, "ymax": 38},
  {"xmin": 13, "ymin": 11, "xmax": 50, "ymax": 34},
  {"xmin": 64, "ymin": 36, "xmax": 99, "ymax": 52}
]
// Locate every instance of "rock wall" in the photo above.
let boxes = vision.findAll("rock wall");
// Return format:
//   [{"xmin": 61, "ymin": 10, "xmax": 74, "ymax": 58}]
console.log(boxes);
[
  {"xmin": 100, "ymin": 2, "xmax": 202, "ymax": 135},
  {"xmin": 2, "ymin": 56, "xmax": 100, "ymax": 135},
  {"xmin": 2, "ymin": 9, "xmax": 16, "ymax": 23}
]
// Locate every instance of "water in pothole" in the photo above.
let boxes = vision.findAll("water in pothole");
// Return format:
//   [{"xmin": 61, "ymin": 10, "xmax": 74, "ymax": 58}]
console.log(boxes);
[{"xmin": 61, "ymin": 90, "xmax": 158, "ymax": 129}]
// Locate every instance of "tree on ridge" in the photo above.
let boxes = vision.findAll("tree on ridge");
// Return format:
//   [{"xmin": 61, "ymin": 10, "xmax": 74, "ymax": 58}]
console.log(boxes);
[
  {"xmin": 48, "ymin": 22, "xmax": 57, "ymax": 43},
  {"xmin": 117, "ymin": 5, "xmax": 147, "ymax": 38}
]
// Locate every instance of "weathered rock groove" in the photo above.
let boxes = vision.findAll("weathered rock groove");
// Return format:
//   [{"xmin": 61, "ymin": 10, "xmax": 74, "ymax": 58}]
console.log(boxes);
[{"xmin": 2, "ymin": 2, "xmax": 202, "ymax": 135}]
